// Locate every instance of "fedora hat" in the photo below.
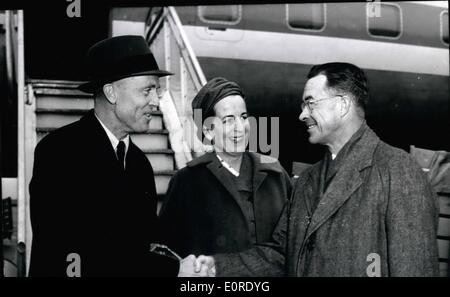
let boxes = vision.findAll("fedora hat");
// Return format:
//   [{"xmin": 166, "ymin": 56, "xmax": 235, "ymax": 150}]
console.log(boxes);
[{"xmin": 78, "ymin": 35, "xmax": 173, "ymax": 93}]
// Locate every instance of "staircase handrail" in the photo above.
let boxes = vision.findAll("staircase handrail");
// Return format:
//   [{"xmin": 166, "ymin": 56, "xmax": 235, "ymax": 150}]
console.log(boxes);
[
  {"xmin": 147, "ymin": 7, "xmax": 207, "ymax": 89},
  {"xmin": 146, "ymin": 7, "xmax": 208, "ymax": 167}
]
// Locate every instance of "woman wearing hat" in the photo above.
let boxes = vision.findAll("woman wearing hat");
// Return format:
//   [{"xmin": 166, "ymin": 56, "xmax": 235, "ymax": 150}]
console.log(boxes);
[{"xmin": 159, "ymin": 78, "xmax": 292, "ymax": 266}]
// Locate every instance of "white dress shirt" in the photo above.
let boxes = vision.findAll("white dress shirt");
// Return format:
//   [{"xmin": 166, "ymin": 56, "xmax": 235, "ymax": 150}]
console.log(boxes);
[{"xmin": 95, "ymin": 113, "xmax": 130, "ymax": 168}]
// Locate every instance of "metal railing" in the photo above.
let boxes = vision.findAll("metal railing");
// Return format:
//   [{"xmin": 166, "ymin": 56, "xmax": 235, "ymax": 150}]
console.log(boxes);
[
  {"xmin": 5, "ymin": 11, "xmax": 18, "ymax": 96},
  {"xmin": 11, "ymin": 10, "xmax": 34, "ymax": 277},
  {"xmin": 147, "ymin": 7, "xmax": 206, "ymax": 90},
  {"xmin": 146, "ymin": 7, "xmax": 208, "ymax": 168}
]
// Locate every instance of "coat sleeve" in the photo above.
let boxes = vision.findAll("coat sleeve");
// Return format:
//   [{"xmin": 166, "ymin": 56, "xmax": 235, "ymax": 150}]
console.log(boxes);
[
  {"xmin": 214, "ymin": 199, "xmax": 289, "ymax": 277},
  {"xmin": 158, "ymin": 169, "xmax": 192, "ymax": 258},
  {"xmin": 29, "ymin": 138, "xmax": 79, "ymax": 276},
  {"xmin": 386, "ymin": 153, "xmax": 440, "ymax": 276},
  {"xmin": 140, "ymin": 158, "xmax": 180, "ymax": 277}
]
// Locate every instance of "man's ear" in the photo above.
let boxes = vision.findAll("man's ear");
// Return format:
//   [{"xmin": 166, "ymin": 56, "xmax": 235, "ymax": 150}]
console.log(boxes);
[
  {"xmin": 340, "ymin": 95, "xmax": 351, "ymax": 118},
  {"xmin": 103, "ymin": 83, "xmax": 117, "ymax": 105}
]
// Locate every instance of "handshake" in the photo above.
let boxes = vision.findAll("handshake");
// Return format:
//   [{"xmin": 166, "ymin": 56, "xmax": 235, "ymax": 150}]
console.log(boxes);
[{"xmin": 178, "ymin": 255, "xmax": 216, "ymax": 277}]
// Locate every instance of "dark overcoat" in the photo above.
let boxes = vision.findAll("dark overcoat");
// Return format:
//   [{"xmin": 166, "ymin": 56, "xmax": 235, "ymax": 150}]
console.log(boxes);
[
  {"xmin": 29, "ymin": 110, "xmax": 178, "ymax": 276},
  {"xmin": 215, "ymin": 124, "xmax": 439, "ymax": 276},
  {"xmin": 159, "ymin": 152, "xmax": 292, "ymax": 258}
]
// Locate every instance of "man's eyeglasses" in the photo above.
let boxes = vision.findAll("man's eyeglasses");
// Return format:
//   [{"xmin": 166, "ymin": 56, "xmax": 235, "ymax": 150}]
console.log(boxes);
[{"xmin": 301, "ymin": 95, "xmax": 343, "ymax": 112}]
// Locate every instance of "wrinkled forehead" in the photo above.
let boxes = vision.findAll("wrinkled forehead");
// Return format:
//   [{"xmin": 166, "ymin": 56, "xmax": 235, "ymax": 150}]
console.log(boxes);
[{"xmin": 213, "ymin": 95, "xmax": 247, "ymax": 117}]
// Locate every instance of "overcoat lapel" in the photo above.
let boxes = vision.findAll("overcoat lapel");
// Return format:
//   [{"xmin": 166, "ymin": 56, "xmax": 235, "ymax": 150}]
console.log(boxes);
[
  {"xmin": 249, "ymin": 152, "xmax": 282, "ymax": 195},
  {"xmin": 192, "ymin": 152, "xmax": 284, "ymax": 232},
  {"xmin": 247, "ymin": 152, "xmax": 284, "ymax": 242},
  {"xmin": 83, "ymin": 110, "xmax": 123, "ymax": 175},
  {"xmin": 304, "ymin": 165, "xmax": 363, "ymax": 240},
  {"xmin": 206, "ymin": 155, "xmax": 247, "ymax": 217},
  {"xmin": 300, "ymin": 123, "xmax": 381, "ymax": 249}
]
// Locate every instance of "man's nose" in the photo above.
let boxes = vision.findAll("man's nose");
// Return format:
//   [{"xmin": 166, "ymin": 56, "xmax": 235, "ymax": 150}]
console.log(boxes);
[
  {"xmin": 149, "ymin": 93, "xmax": 159, "ymax": 108},
  {"xmin": 299, "ymin": 107, "xmax": 309, "ymax": 122}
]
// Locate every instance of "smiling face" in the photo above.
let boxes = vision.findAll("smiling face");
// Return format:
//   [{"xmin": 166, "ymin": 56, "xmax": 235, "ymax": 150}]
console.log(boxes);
[
  {"xmin": 112, "ymin": 75, "xmax": 161, "ymax": 134},
  {"xmin": 299, "ymin": 74, "xmax": 343, "ymax": 146},
  {"xmin": 205, "ymin": 95, "xmax": 250, "ymax": 156}
]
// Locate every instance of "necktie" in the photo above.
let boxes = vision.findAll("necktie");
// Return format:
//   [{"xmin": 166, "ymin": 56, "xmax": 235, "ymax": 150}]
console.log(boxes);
[{"xmin": 117, "ymin": 141, "xmax": 125, "ymax": 171}]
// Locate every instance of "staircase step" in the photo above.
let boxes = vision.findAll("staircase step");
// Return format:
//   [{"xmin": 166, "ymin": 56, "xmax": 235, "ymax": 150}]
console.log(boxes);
[
  {"xmin": 28, "ymin": 79, "xmax": 87, "ymax": 89},
  {"xmin": 154, "ymin": 170, "xmax": 176, "ymax": 176},
  {"xmin": 142, "ymin": 148, "xmax": 173, "ymax": 154},
  {"xmin": 37, "ymin": 128, "xmax": 170, "ymax": 151},
  {"xmin": 37, "ymin": 113, "xmax": 84, "ymax": 130},
  {"xmin": 36, "ymin": 96, "xmax": 94, "ymax": 110},
  {"xmin": 33, "ymin": 88, "xmax": 92, "ymax": 97},
  {"xmin": 36, "ymin": 109, "xmax": 163, "ymax": 130},
  {"xmin": 37, "ymin": 131, "xmax": 169, "ymax": 150},
  {"xmin": 36, "ymin": 108, "xmax": 163, "ymax": 116},
  {"xmin": 35, "ymin": 130, "xmax": 174, "ymax": 172},
  {"xmin": 37, "ymin": 127, "xmax": 168, "ymax": 134},
  {"xmin": 130, "ymin": 133, "xmax": 168, "ymax": 150},
  {"xmin": 146, "ymin": 151, "xmax": 174, "ymax": 172},
  {"xmin": 155, "ymin": 173, "xmax": 174, "ymax": 195},
  {"xmin": 36, "ymin": 108, "xmax": 92, "ymax": 115}
]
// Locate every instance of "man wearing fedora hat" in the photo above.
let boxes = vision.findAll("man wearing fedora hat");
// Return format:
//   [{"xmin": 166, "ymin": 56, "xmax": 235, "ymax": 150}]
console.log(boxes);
[{"xmin": 29, "ymin": 35, "xmax": 179, "ymax": 276}]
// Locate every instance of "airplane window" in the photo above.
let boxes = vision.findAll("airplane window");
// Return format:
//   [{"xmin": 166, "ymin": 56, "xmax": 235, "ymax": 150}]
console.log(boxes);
[
  {"xmin": 441, "ymin": 11, "xmax": 448, "ymax": 45},
  {"xmin": 198, "ymin": 5, "xmax": 241, "ymax": 25},
  {"xmin": 287, "ymin": 3, "xmax": 325, "ymax": 31},
  {"xmin": 367, "ymin": 3, "xmax": 402, "ymax": 39}
]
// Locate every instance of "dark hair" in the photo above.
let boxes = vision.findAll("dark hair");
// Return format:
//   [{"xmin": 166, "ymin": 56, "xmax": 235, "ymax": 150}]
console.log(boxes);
[{"xmin": 307, "ymin": 62, "xmax": 369, "ymax": 114}]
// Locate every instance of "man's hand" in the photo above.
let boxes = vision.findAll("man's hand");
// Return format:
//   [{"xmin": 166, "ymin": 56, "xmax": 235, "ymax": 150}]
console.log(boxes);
[
  {"xmin": 194, "ymin": 255, "xmax": 216, "ymax": 277},
  {"xmin": 178, "ymin": 255, "xmax": 216, "ymax": 277},
  {"xmin": 178, "ymin": 255, "xmax": 207, "ymax": 277}
]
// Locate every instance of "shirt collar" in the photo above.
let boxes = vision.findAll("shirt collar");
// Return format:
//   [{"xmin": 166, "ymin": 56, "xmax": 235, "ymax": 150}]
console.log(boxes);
[
  {"xmin": 215, "ymin": 153, "xmax": 240, "ymax": 177},
  {"xmin": 94, "ymin": 113, "xmax": 130, "ymax": 154}
]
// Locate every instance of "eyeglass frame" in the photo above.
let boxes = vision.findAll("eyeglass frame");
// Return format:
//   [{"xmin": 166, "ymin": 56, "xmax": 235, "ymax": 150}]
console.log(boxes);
[{"xmin": 301, "ymin": 95, "xmax": 344, "ymax": 112}]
